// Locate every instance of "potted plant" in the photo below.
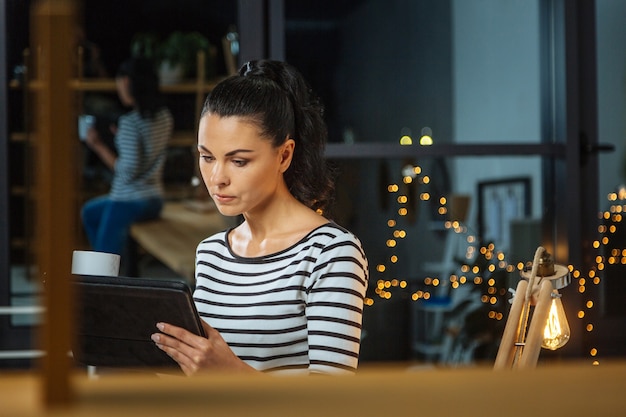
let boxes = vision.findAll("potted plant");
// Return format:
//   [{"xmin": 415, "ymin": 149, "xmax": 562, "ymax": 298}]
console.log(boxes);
[
  {"xmin": 158, "ymin": 31, "xmax": 213, "ymax": 84},
  {"xmin": 130, "ymin": 32, "xmax": 160, "ymax": 61}
]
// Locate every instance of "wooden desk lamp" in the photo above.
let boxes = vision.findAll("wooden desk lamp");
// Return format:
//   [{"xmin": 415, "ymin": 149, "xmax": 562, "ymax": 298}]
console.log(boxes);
[{"xmin": 494, "ymin": 246, "xmax": 571, "ymax": 370}]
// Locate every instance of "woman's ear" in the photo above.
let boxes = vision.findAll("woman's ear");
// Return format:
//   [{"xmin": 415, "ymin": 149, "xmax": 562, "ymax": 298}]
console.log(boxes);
[{"xmin": 279, "ymin": 138, "xmax": 295, "ymax": 173}]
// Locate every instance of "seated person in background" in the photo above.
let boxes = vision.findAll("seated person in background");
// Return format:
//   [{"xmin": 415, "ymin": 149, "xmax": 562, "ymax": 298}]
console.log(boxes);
[
  {"xmin": 81, "ymin": 57, "xmax": 173, "ymax": 257},
  {"xmin": 151, "ymin": 60, "xmax": 369, "ymax": 375}
]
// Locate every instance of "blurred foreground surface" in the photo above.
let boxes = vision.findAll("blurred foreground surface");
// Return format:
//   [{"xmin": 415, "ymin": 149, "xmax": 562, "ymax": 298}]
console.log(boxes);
[{"xmin": 1, "ymin": 360, "xmax": 624, "ymax": 416}]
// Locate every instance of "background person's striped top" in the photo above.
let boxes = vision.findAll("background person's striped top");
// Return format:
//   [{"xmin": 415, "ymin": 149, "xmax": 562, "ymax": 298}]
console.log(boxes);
[
  {"xmin": 193, "ymin": 222, "xmax": 369, "ymax": 375},
  {"xmin": 110, "ymin": 108, "xmax": 173, "ymax": 201}
]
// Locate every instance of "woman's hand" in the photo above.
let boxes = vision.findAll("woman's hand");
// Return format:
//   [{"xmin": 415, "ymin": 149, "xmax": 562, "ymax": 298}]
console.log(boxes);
[
  {"xmin": 85, "ymin": 126, "xmax": 117, "ymax": 170},
  {"xmin": 109, "ymin": 123, "xmax": 118, "ymax": 136},
  {"xmin": 151, "ymin": 320, "xmax": 257, "ymax": 376},
  {"xmin": 85, "ymin": 126, "xmax": 103, "ymax": 150}
]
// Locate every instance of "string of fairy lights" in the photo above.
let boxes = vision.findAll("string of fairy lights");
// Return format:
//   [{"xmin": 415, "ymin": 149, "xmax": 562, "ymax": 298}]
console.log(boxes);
[
  {"xmin": 363, "ymin": 132, "xmax": 613, "ymax": 365},
  {"xmin": 585, "ymin": 185, "xmax": 626, "ymax": 365},
  {"xmin": 364, "ymin": 156, "xmax": 515, "ymax": 324}
]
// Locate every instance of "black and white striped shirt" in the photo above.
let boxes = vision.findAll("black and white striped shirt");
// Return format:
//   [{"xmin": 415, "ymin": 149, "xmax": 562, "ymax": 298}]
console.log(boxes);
[
  {"xmin": 193, "ymin": 222, "xmax": 369, "ymax": 375},
  {"xmin": 110, "ymin": 108, "xmax": 173, "ymax": 201}
]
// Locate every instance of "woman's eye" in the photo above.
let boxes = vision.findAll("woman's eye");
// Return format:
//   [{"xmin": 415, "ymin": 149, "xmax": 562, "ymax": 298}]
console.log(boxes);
[
  {"xmin": 200, "ymin": 155, "xmax": 214, "ymax": 162},
  {"xmin": 232, "ymin": 159, "xmax": 247, "ymax": 167}
]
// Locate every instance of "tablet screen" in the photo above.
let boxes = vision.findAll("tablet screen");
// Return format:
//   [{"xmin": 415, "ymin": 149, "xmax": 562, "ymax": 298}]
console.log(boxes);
[{"xmin": 73, "ymin": 274, "xmax": 205, "ymax": 370}]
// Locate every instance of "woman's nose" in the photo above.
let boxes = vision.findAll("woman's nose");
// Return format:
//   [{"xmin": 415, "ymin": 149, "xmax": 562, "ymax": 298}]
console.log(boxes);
[{"xmin": 209, "ymin": 162, "xmax": 229, "ymax": 186}]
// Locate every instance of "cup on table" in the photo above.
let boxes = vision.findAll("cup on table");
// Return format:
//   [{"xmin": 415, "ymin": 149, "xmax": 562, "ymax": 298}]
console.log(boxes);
[
  {"xmin": 71, "ymin": 250, "xmax": 120, "ymax": 276},
  {"xmin": 77, "ymin": 114, "xmax": 96, "ymax": 142}
]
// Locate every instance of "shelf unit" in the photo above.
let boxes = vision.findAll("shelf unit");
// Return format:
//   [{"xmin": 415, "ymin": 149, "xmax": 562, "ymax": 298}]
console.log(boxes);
[{"xmin": 7, "ymin": 49, "xmax": 222, "ymax": 264}]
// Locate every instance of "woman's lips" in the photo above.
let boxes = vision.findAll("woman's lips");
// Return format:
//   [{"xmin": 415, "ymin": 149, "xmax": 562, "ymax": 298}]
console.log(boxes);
[{"xmin": 213, "ymin": 194, "xmax": 235, "ymax": 204}]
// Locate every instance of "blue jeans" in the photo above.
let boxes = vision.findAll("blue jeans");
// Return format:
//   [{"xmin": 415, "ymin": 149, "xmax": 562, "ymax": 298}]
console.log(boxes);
[{"xmin": 81, "ymin": 195, "xmax": 163, "ymax": 255}]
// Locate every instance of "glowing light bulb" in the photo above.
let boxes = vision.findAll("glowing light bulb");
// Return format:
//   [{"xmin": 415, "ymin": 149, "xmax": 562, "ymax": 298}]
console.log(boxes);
[
  {"xmin": 419, "ymin": 135, "xmax": 433, "ymax": 146},
  {"xmin": 542, "ymin": 290, "xmax": 570, "ymax": 350},
  {"xmin": 419, "ymin": 127, "xmax": 433, "ymax": 145}
]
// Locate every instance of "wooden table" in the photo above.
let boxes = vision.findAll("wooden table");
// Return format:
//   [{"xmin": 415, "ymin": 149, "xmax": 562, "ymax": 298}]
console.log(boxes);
[{"xmin": 129, "ymin": 201, "xmax": 229, "ymax": 281}]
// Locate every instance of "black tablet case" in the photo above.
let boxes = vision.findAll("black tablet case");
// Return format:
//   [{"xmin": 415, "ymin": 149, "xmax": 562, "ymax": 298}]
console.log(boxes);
[{"xmin": 73, "ymin": 274, "xmax": 206, "ymax": 369}]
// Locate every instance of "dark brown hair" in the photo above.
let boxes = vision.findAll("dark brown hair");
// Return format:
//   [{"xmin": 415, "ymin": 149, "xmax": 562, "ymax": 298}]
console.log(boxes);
[{"xmin": 201, "ymin": 60, "xmax": 334, "ymax": 212}]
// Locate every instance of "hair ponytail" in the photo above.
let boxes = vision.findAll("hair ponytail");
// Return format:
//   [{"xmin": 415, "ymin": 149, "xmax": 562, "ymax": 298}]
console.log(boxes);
[{"xmin": 202, "ymin": 60, "xmax": 335, "ymax": 212}]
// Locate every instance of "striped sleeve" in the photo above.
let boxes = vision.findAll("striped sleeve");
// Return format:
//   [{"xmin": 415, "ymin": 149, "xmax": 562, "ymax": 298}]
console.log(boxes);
[{"xmin": 306, "ymin": 230, "xmax": 368, "ymax": 374}]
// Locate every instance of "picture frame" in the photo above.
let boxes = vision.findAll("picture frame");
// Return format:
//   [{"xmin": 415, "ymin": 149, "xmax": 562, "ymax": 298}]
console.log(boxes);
[{"xmin": 477, "ymin": 177, "xmax": 531, "ymax": 251}]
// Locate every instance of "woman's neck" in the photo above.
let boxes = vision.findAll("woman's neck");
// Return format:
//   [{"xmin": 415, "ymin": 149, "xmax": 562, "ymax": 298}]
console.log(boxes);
[{"xmin": 231, "ymin": 194, "xmax": 327, "ymax": 257}]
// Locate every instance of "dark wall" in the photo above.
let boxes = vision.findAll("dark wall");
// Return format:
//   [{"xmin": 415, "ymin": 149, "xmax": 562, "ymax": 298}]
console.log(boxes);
[
  {"xmin": 334, "ymin": 0, "xmax": 453, "ymax": 281},
  {"xmin": 282, "ymin": 0, "xmax": 454, "ymax": 362}
]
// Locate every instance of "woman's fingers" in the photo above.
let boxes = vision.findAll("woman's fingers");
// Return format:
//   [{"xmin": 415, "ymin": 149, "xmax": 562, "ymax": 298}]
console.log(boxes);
[
  {"xmin": 151, "ymin": 322, "xmax": 211, "ymax": 375},
  {"xmin": 151, "ymin": 336, "xmax": 197, "ymax": 376},
  {"xmin": 151, "ymin": 321, "xmax": 255, "ymax": 374}
]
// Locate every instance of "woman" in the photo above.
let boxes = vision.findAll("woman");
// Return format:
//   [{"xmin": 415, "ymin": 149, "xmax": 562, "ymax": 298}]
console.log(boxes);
[
  {"xmin": 152, "ymin": 60, "xmax": 369, "ymax": 375},
  {"xmin": 81, "ymin": 57, "xmax": 173, "ymax": 256}
]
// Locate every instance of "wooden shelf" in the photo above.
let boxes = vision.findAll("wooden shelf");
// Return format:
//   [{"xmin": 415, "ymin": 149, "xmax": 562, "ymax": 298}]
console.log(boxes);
[
  {"xmin": 9, "ymin": 79, "xmax": 44, "ymax": 91},
  {"xmin": 7, "ymin": 51, "xmax": 213, "ymax": 272},
  {"xmin": 170, "ymin": 130, "xmax": 197, "ymax": 147},
  {"xmin": 10, "ymin": 186, "xmax": 28, "ymax": 196},
  {"xmin": 159, "ymin": 77, "xmax": 224, "ymax": 93},
  {"xmin": 10, "ymin": 238, "xmax": 28, "ymax": 249},
  {"xmin": 12, "ymin": 77, "xmax": 223, "ymax": 93},
  {"xmin": 9, "ymin": 132, "xmax": 28, "ymax": 142}
]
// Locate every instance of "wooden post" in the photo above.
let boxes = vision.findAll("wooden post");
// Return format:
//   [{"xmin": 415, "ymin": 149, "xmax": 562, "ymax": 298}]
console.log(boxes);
[
  {"xmin": 31, "ymin": 0, "xmax": 77, "ymax": 407},
  {"xmin": 493, "ymin": 279, "xmax": 528, "ymax": 370}
]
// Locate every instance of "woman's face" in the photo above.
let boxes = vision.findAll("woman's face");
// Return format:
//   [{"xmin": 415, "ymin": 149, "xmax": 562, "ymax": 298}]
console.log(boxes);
[{"xmin": 197, "ymin": 113, "xmax": 294, "ymax": 217}]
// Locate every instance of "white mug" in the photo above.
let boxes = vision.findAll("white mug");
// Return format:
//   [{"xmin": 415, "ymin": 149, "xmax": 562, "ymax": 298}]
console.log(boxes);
[
  {"xmin": 71, "ymin": 250, "xmax": 120, "ymax": 276},
  {"xmin": 77, "ymin": 114, "xmax": 96, "ymax": 141}
]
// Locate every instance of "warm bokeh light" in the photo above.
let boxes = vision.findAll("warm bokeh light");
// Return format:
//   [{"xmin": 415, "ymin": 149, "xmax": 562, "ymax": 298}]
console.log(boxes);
[{"xmin": 367, "ymin": 142, "xmax": 615, "ymax": 364}]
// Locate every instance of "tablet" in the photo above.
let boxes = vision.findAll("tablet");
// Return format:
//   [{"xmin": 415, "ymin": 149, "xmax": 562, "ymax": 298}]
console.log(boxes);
[{"xmin": 72, "ymin": 274, "xmax": 206, "ymax": 370}]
